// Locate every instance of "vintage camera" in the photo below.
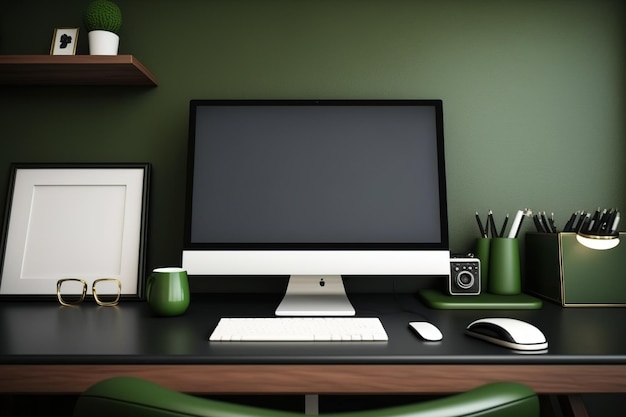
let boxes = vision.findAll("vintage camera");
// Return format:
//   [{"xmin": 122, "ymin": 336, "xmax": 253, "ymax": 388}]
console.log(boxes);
[{"xmin": 449, "ymin": 256, "xmax": 481, "ymax": 295}]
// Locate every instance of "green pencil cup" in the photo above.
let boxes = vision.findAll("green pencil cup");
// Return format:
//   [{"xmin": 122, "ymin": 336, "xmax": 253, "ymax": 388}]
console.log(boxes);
[
  {"xmin": 146, "ymin": 267, "xmax": 190, "ymax": 316},
  {"xmin": 474, "ymin": 237, "xmax": 491, "ymax": 292},
  {"xmin": 488, "ymin": 238, "xmax": 521, "ymax": 295}
]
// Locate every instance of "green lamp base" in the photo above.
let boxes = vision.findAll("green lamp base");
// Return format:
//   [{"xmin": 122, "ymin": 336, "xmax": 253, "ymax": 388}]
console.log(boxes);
[{"xmin": 419, "ymin": 289, "xmax": 543, "ymax": 309}]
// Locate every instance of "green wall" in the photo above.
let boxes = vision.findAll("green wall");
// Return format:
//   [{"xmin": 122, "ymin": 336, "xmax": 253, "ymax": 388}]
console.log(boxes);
[{"xmin": 1, "ymin": 0, "xmax": 625, "ymax": 271}]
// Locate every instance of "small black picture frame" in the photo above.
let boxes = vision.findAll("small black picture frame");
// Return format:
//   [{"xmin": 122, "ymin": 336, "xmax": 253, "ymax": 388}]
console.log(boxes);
[{"xmin": 50, "ymin": 27, "xmax": 79, "ymax": 55}]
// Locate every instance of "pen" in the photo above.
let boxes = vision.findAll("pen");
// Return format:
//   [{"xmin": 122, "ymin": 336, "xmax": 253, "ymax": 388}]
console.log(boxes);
[
  {"xmin": 587, "ymin": 208, "xmax": 601, "ymax": 233},
  {"xmin": 574, "ymin": 211, "xmax": 588, "ymax": 232},
  {"xmin": 563, "ymin": 211, "xmax": 577, "ymax": 232},
  {"xmin": 599, "ymin": 209, "xmax": 615, "ymax": 235},
  {"xmin": 533, "ymin": 214, "xmax": 544, "ymax": 232},
  {"xmin": 548, "ymin": 212, "xmax": 557, "ymax": 233},
  {"xmin": 594, "ymin": 209, "xmax": 608, "ymax": 233},
  {"xmin": 488, "ymin": 210, "xmax": 498, "ymax": 238},
  {"xmin": 540, "ymin": 211, "xmax": 551, "ymax": 234},
  {"xmin": 507, "ymin": 209, "xmax": 529, "ymax": 238},
  {"xmin": 499, "ymin": 214, "xmax": 509, "ymax": 238},
  {"xmin": 579, "ymin": 213, "xmax": 591, "ymax": 233},
  {"xmin": 475, "ymin": 211, "xmax": 487, "ymax": 238},
  {"xmin": 610, "ymin": 212, "xmax": 620, "ymax": 233}
]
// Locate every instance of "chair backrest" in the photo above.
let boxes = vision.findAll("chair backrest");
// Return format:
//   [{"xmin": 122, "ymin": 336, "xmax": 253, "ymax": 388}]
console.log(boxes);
[{"xmin": 73, "ymin": 376, "xmax": 539, "ymax": 417}]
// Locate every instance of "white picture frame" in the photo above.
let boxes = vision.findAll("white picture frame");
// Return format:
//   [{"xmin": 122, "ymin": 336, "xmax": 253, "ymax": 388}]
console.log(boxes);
[
  {"xmin": 50, "ymin": 27, "xmax": 79, "ymax": 55},
  {"xmin": 0, "ymin": 163, "xmax": 150, "ymax": 299}
]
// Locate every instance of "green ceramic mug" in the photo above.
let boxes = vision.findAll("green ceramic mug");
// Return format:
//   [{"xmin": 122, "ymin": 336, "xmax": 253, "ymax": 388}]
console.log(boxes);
[{"xmin": 146, "ymin": 267, "xmax": 190, "ymax": 316}]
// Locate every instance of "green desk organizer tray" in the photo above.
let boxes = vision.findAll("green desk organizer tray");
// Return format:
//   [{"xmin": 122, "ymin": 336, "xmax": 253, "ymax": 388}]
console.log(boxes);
[
  {"xmin": 525, "ymin": 232, "xmax": 626, "ymax": 306},
  {"xmin": 419, "ymin": 289, "xmax": 543, "ymax": 309}
]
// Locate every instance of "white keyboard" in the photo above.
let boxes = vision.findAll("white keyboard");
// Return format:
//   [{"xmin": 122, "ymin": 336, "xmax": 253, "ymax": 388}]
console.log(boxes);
[{"xmin": 209, "ymin": 317, "xmax": 388, "ymax": 341}]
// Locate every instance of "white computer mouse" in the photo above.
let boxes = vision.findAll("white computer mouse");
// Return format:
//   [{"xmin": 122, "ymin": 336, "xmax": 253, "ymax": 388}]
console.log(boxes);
[
  {"xmin": 465, "ymin": 317, "xmax": 548, "ymax": 351},
  {"xmin": 409, "ymin": 321, "xmax": 443, "ymax": 341}
]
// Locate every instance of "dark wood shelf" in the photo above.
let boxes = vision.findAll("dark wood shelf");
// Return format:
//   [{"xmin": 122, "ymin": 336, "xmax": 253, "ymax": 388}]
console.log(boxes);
[{"xmin": 0, "ymin": 55, "xmax": 157, "ymax": 86}]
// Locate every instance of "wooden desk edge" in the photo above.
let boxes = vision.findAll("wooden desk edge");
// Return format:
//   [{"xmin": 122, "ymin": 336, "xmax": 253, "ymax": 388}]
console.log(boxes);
[{"xmin": 1, "ymin": 364, "xmax": 626, "ymax": 395}]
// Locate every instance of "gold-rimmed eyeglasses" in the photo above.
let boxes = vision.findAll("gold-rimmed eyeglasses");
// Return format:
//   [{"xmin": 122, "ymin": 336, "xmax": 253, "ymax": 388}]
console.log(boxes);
[{"xmin": 56, "ymin": 278, "xmax": 122, "ymax": 306}]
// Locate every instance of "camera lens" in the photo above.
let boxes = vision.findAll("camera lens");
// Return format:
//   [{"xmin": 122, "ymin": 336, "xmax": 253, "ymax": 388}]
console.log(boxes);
[{"xmin": 456, "ymin": 271, "xmax": 474, "ymax": 289}]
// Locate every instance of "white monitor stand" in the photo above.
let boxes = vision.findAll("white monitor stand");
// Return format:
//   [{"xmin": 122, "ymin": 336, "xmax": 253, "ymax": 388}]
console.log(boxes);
[{"xmin": 275, "ymin": 275, "xmax": 355, "ymax": 316}]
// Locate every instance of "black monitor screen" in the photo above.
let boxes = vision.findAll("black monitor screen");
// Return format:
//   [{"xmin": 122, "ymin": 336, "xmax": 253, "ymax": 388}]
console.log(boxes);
[{"xmin": 185, "ymin": 100, "xmax": 448, "ymax": 250}]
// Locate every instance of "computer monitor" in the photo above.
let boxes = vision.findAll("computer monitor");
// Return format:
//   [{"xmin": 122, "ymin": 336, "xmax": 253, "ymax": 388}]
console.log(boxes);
[{"xmin": 182, "ymin": 99, "xmax": 450, "ymax": 316}]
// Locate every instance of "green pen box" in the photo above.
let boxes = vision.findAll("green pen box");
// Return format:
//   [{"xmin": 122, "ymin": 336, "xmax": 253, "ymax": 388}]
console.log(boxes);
[{"xmin": 524, "ymin": 232, "xmax": 626, "ymax": 306}]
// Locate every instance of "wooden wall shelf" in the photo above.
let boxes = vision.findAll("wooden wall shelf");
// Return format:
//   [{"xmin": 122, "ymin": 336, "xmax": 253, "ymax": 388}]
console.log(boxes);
[{"xmin": 0, "ymin": 55, "xmax": 157, "ymax": 86}]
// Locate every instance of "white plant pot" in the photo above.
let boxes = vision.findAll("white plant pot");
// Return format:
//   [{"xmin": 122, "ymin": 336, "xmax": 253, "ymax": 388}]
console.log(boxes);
[{"xmin": 88, "ymin": 30, "xmax": 119, "ymax": 55}]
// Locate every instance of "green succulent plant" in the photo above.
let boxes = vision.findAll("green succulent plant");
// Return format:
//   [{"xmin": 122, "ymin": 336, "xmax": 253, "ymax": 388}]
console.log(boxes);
[{"xmin": 84, "ymin": 0, "xmax": 122, "ymax": 34}]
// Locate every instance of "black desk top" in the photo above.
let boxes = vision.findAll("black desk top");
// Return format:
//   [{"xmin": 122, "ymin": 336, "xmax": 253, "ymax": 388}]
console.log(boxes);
[{"xmin": 2, "ymin": 293, "xmax": 626, "ymax": 365}]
